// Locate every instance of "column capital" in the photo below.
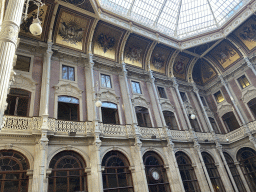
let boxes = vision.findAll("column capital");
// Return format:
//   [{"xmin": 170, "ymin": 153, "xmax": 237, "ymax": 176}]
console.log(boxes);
[
  {"xmin": 171, "ymin": 77, "xmax": 179, "ymax": 89},
  {"xmin": 219, "ymin": 75, "xmax": 227, "ymax": 86},
  {"xmin": 216, "ymin": 142, "xmax": 222, "ymax": 151},
  {"xmin": 192, "ymin": 82, "xmax": 199, "ymax": 93},
  {"xmin": 88, "ymin": 53, "xmax": 94, "ymax": 67},
  {"xmin": 148, "ymin": 70, "xmax": 155, "ymax": 83}
]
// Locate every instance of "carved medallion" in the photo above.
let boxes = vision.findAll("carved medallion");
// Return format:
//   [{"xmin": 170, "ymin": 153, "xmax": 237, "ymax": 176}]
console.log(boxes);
[
  {"xmin": 125, "ymin": 46, "xmax": 143, "ymax": 63},
  {"xmin": 152, "ymin": 53, "xmax": 165, "ymax": 69},
  {"xmin": 97, "ymin": 33, "xmax": 115, "ymax": 53}
]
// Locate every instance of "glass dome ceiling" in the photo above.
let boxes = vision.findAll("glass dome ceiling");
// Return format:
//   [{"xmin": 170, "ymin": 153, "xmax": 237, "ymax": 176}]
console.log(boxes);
[{"xmin": 100, "ymin": 0, "xmax": 246, "ymax": 39}]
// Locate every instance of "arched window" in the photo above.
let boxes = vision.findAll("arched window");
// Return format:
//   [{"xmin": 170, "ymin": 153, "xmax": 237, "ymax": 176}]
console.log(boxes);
[
  {"xmin": 135, "ymin": 106, "xmax": 152, "ymax": 127},
  {"xmin": 223, "ymin": 152, "xmax": 246, "ymax": 192},
  {"xmin": 248, "ymin": 98, "xmax": 256, "ymax": 118},
  {"xmin": 143, "ymin": 151, "xmax": 170, "ymax": 192},
  {"xmin": 102, "ymin": 151, "xmax": 134, "ymax": 192},
  {"xmin": 0, "ymin": 150, "xmax": 29, "ymax": 192},
  {"xmin": 175, "ymin": 151, "xmax": 201, "ymax": 192},
  {"xmin": 48, "ymin": 151, "xmax": 87, "ymax": 192},
  {"xmin": 202, "ymin": 152, "xmax": 225, "ymax": 192},
  {"xmin": 222, "ymin": 112, "xmax": 240, "ymax": 132},
  {"xmin": 5, "ymin": 88, "xmax": 30, "ymax": 116},
  {"xmin": 58, "ymin": 96, "xmax": 79, "ymax": 121},
  {"xmin": 163, "ymin": 111, "xmax": 178, "ymax": 130},
  {"xmin": 237, "ymin": 147, "xmax": 256, "ymax": 191},
  {"xmin": 101, "ymin": 102, "xmax": 119, "ymax": 124}
]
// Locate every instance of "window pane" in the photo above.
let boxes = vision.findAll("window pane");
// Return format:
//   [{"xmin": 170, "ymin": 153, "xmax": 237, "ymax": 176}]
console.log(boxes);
[
  {"xmin": 69, "ymin": 67, "xmax": 74, "ymax": 81},
  {"xmin": 238, "ymin": 75, "xmax": 250, "ymax": 89},
  {"xmin": 132, "ymin": 81, "xmax": 141, "ymax": 94},
  {"xmin": 214, "ymin": 91, "xmax": 224, "ymax": 103},
  {"xmin": 14, "ymin": 55, "xmax": 31, "ymax": 72},
  {"xmin": 158, "ymin": 87, "xmax": 167, "ymax": 98},
  {"xmin": 180, "ymin": 92, "xmax": 187, "ymax": 102},
  {"xmin": 62, "ymin": 66, "xmax": 68, "ymax": 80},
  {"xmin": 106, "ymin": 75, "xmax": 111, "ymax": 88},
  {"xmin": 101, "ymin": 75, "xmax": 106, "ymax": 87}
]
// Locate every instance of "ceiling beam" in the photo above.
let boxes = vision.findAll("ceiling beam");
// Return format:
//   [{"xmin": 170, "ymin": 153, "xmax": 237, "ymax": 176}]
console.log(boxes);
[
  {"xmin": 153, "ymin": 0, "xmax": 168, "ymax": 27},
  {"xmin": 174, "ymin": 0, "xmax": 182, "ymax": 37},
  {"xmin": 206, "ymin": 0, "xmax": 219, "ymax": 28}
]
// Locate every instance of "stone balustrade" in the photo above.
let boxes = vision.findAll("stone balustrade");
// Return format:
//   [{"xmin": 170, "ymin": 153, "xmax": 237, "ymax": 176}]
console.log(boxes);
[{"xmin": 2, "ymin": 115, "xmax": 256, "ymax": 144}]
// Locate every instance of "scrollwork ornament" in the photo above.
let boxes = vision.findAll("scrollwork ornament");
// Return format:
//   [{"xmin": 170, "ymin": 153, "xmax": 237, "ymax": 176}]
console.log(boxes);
[
  {"xmin": 134, "ymin": 137, "xmax": 142, "ymax": 152},
  {"xmin": 93, "ymin": 140, "xmax": 102, "ymax": 151},
  {"xmin": 39, "ymin": 141, "xmax": 48, "ymax": 151}
]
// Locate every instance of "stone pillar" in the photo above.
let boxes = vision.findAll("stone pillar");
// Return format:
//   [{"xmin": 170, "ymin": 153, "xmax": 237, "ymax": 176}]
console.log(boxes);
[
  {"xmin": 146, "ymin": 70, "xmax": 164, "ymax": 127},
  {"xmin": 88, "ymin": 133, "xmax": 103, "ymax": 192},
  {"xmin": 163, "ymin": 141, "xmax": 185, "ymax": 192},
  {"xmin": 216, "ymin": 144, "xmax": 239, "ymax": 192},
  {"xmin": 194, "ymin": 142, "xmax": 215, "ymax": 192},
  {"xmin": 244, "ymin": 57, "xmax": 256, "ymax": 77},
  {"xmin": 0, "ymin": 0, "xmax": 5, "ymax": 30},
  {"xmin": 119, "ymin": 63, "xmax": 137, "ymax": 125},
  {"xmin": 171, "ymin": 77, "xmax": 192, "ymax": 130},
  {"xmin": 38, "ymin": 129, "xmax": 49, "ymax": 192},
  {"xmin": 213, "ymin": 148, "xmax": 234, "ymax": 192},
  {"xmin": 0, "ymin": 0, "xmax": 25, "ymax": 129},
  {"xmin": 234, "ymin": 161, "xmax": 251, "ymax": 192},
  {"xmin": 190, "ymin": 147, "xmax": 210, "ymax": 192},
  {"xmin": 130, "ymin": 138, "xmax": 149, "ymax": 192},
  {"xmin": 219, "ymin": 75, "xmax": 247, "ymax": 125},
  {"xmin": 39, "ymin": 42, "xmax": 53, "ymax": 116},
  {"xmin": 85, "ymin": 54, "xmax": 96, "ymax": 121}
]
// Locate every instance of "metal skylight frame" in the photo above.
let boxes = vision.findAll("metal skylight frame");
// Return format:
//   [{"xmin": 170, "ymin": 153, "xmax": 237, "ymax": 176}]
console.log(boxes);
[{"xmin": 100, "ymin": 0, "xmax": 248, "ymax": 39}]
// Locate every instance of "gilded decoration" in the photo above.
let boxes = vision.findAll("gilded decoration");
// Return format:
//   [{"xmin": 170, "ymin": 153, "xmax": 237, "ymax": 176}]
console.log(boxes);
[
  {"xmin": 61, "ymin": 0, "xmax": 94, "ymax": 13},
  {"xmin": 209, "ymin": 41, "xmax": 240, "ymax": 69},
  {"xmin": 20, "ymin": 5, "xmax": 48, "ymax": 39},
  {"xmin": 124, "ymin": 35, "xmax": 151, "ymax": 68},
  {"xmin": 150, "ymin": 45, "xmax": 172, "ymax": 74},
  {"xmin": 93, "ymin": 23, "xmax": 122, "ymax": 60},
  {"xmin": 234, "ymin": 16, "xmax": 256, "ymax": 51},
  {"xmin": 192, "ymin": 59, "xmax": 216, "ymax": 85},
  {"xmin": 55, "ymin": 11, "xmax": 89, "ymax": 50},
  {"xmin": 173, "ymin": 54, "xmax": 191, "ymax": 80}
]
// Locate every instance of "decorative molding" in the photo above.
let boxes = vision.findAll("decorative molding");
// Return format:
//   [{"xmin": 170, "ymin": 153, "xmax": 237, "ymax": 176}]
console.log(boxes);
[
  {"xmin": 241, "ymin": 86, "xmax": 256, "ymax": 104},
  {"xmin": 217, "ymin": 101, "xmax": 233, "ymax": 117},
  {"xmin": 12, "ymin": 74, "xmax": 37, "ymax": 92},
  {"xmin": 100, "ymin": 90, "xmax": 120, "ymax": 104},
  {"xmin": 131, "ymin": 95, "xmax": 150, "ymax": 108},
  {"xmin": 54, "ymin": 82, "xmax": 83, "ymax": 99},
  {"xmin": 160, "ymin": 100, "xmax": 175, "ymax": 112},
  {"xmin": 204, "ymin": 106, "xmax": 214, "ymax": 118}
]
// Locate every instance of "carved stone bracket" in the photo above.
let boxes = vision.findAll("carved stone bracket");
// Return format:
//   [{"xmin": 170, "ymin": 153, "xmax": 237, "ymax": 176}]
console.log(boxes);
[
  {"xmin": 131, "ymin": 95, "xmax": 150, "ymax": 108},
  {"xmin": 99, "ymin": 90, "xmax": 120, "ymax": 104},
  {"xmin": 217, "ymin": 101, "xmax": 233, "ymax": 117},
  {"xmin": 184, "ymin": 101, "xmax": 196, "ymax": 115},
  {"xmin": 12, "ymin": 74, "xmax": 37, "ymax": 92},
  {"xmin": 241, "ymin": 86, "xmax": 256, "ymax": 104},
  {"xmin": 160, "ymin": 100, "xmax": 175, "ymax": 112},
  {"xmin": 54, "ymin": 82, "xmax": 83, "ymax": 99}
]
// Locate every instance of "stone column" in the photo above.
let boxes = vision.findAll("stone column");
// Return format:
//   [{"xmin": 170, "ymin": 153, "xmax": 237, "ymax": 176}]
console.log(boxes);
[
  {"xmin": 234, "ymin": 161, "xmax": 251, "ymax": 192},
  {"xmin": 244, "ymin": 57, "xmax": 256, "ymax": 77},
  {"xmin": 0, "ymin": 0, "xmax": 25, "ymax": 129},
  {"xmin": 146, "ymin": 70, "xmax": 164, "ymax": 127},
  {"xmin": 88, "ymin": 133, "xmax": 103, "ymax": 192},
  {"xmin": 171, "ymin": 77, "xmax": 192, "ymax": 130},
  {"xmin": 38, "ymin": 129, "xmax": 49, "ymax": 192},
  {"xmin": 130, "ymin": 138, "xmax": 149, "ymax": 192},
  {"xmin": 213, "ymin": 148, "xmax": 234, "ymax": 192},
  {"xmin": 216, "ymin": 144, "xmax": 239, "ymax": 191},
  {"xmin": 85, "ymin": 54, "xmax": 96, "ymax": 122},
  {"xmin": 194, "ymin": 142, "xmax": 215, "ymax": 192},
  {"xmin": 219, "ymin": 75, "xmax": 247, "ymax": 125},
  {"xmin": 0, "ymin": 0, "xmax": 5, "ymax": 30},
  {"xmin": 39, "ymin": 42, "xmax": 53, "ymax": 116},
  {"xmin": 119, "ymin": 63, "xmax": 137, "ymax": 125},
  {"xmin": 163, "ymin": 141, "xmax": 185, "ymax": 192}
]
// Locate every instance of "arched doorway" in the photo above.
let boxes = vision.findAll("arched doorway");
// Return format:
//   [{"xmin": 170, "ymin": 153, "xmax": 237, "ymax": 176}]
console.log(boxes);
[
  {"xmin": 237, "ymin": 147, "xmax": 256, "ymax": 191},
  {"xmin": 48, "ymin": 151, "xmax": 87, "ymax": 192},
  {"xmin": 102, "ymin": 151, "xmax": 134, "ymax": 192},
  {"xmin": 175, "ymin": 151, "xmax": 200, "ymax": 192},
  {"xmin": 0, "ymin": 150, "xmax": 29, "ymax": 192},
  {"xmin": 143, "ymin": 151, "xmax": 171, "ymax": 192},
  {"xmin": 202, "ymin": 152, "xmax": 225, "ymax": 192}
]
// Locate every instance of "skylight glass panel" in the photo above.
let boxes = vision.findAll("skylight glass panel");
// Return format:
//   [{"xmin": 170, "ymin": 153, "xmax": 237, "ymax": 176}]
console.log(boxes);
[
  {"xmin": 130, "ymin": 0, "xmax": 165, "ymax": 25},
  {"xmin": 209, "ymin": 0, "xmax": 243, "ymax": 25},
  {"xmin": 177, "ymin": 0, "xmax": 216, "ymax": 36},
  {"xmin": 157, "ymin": 0, "xmax": 180, "ymax": 32},
  {"xmin": 101, "ymin": 0, "xmax": 132, "ymax": 14}
]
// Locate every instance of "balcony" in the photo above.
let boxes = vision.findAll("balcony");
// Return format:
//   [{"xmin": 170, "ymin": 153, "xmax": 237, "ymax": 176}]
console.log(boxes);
[{"xmin": 1, "ymin": 115, "xmax": 256, "ymax": 144}]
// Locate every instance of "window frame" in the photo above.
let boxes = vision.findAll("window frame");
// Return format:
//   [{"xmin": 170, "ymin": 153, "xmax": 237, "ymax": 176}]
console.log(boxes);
[
  {"xmin": 60, "ymin": 63, "xmax": 78, "ymax": 83},
  {"xmin": 213, "ymin": 90, "xmax": 225, "ymax": 105},
  {"xmin": 14, "ymin": 53, "xmax": 34, "ymax": 75},
  {"xmin": 236, "ymin": 73, "xmax": 252, "ymax": 90},
  {"xmin": 179, "ymin": 91, "xmax": 188, "ymax": 102},
  {"xmin": 200, "ymin": 95, "xmax": 208, "ymax": 107},
  {"xmin": 100, "ymin": 73, "xmax": 112, "ymax": 89},
  {"xmin": 131, "ymin": 80, "xmax": 142, "ymax": 94},
  {"xmin": 57, "ymin": 96, "xmax": 80, "ymax": 121},
  {"xmin": 157, "ymin": 86, "xmax": 167, "ymax": 99}
]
